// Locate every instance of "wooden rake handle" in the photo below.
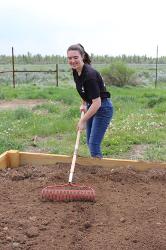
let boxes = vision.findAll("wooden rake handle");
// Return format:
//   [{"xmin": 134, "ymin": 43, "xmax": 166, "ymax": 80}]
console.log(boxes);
[{"xmin": 68, "ymin": 111, "xmax": 84, "ymax": 183}]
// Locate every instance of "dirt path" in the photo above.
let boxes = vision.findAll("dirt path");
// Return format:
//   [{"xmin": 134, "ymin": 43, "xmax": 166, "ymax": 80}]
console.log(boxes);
[
  {"xmin": 0, "ymin": 163, "xmax": 166, "ymax": 250},
  {"xmin": 0, "ymin": 99, "xmax": 46, "ymax": 110}
]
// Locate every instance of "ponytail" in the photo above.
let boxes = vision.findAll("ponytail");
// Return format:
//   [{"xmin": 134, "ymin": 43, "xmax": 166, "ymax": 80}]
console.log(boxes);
[
  {"xmin": 83, "ymin": 51, "xmax": 91, "ymax": 64},
  {"xmin": 67, "ymin": 43, "xmax": 91, "ymax": 64}
]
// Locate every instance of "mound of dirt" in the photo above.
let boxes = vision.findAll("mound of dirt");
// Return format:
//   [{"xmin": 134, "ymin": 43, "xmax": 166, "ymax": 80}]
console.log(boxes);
[{"xmin": 0, "ymin": 163, "xmax": 166, "ymax": 250}]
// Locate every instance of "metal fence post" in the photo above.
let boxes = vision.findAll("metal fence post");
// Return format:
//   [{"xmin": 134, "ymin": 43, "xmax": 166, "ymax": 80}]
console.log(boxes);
[
  {"xmin": 12, "ymin": 47, "xmax": 16, "ymax": 88},
  {"xmin": 155, "ymin": 45, "xmax": 158, "ymax": 88},
  {"xmin": 56, "ymin": 63, "xmax": 58, "ymax": 86}
]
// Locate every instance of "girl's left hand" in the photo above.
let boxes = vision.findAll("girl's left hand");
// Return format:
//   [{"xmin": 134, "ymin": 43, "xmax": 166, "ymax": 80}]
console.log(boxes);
[
  {"xmin": 77, "ymin": 119, "xmax": 86, "ymax": 131},
  {"xmin": 80, "ymin": 104, "xmax": 87, "ymax": 113}
]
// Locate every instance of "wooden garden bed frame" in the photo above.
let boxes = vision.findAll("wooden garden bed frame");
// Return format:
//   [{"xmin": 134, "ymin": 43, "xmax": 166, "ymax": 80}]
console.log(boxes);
[{"xmin": 0, "ymin": 150, "xmax": 166, "ymax": 171}]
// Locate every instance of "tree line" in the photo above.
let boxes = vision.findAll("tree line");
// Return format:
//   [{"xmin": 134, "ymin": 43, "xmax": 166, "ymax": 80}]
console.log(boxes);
[{"xmin": 0, "ymin": 52, "xmax": 166, "ymax": 64}]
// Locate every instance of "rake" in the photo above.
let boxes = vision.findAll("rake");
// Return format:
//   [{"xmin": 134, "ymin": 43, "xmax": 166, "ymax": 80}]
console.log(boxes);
[{"xmin": 41, "ymin": 112, "xmax": 96, "ymax": 202}]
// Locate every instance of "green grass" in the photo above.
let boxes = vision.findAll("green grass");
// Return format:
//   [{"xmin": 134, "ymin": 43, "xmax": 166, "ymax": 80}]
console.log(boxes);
[{"xmin": 0, "ymin": 84, "xmax": 166, "ymax": 161}]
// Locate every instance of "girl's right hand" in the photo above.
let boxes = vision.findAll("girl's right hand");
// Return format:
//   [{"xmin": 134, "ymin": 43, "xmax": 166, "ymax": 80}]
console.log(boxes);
[{"xmin": 77, "ymin": 118, "xmax": 86, "ymax": 131}]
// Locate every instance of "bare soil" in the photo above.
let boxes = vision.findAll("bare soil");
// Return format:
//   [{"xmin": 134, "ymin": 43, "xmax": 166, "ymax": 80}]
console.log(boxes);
[
  {"xmin": 0, "ymin": 99, "xmax": 46, "ymax": 110},
  {"xmin": 0, "ymin": 163, "xmax": 166, "ymax": 250}
]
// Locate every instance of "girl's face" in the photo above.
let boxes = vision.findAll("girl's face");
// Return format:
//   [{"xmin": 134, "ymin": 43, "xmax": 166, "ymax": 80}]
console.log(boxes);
[{"xmin": 67, "ymin": 50, "xmax": 84, "ymax": 72}]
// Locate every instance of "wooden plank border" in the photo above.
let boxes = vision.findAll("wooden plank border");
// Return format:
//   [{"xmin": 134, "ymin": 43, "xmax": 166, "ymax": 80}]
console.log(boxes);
[
  {"xmin": 0, "ymin": 151, "xmax": 8, "ymax": 169},
  {"xmin": 0, "ymin": 150, "xmax": 166, "ymax": 171}
]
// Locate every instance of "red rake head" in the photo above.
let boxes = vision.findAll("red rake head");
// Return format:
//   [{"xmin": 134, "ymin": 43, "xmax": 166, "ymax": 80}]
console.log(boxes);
[{"xmin": 41, "ymin": 183, "xmax": 96, "ymax": 202}]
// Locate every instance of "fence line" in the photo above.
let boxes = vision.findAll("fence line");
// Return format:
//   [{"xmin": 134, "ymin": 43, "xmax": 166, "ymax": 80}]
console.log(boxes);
[{"xmin": 0, "ymin": 47, "xmax": 59, "ymax": 87}]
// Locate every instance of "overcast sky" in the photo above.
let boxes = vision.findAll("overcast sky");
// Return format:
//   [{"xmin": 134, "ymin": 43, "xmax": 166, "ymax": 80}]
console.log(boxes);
[{"xmin": 0, "ymin": 0, "xmax": 165, "ymax": 57}]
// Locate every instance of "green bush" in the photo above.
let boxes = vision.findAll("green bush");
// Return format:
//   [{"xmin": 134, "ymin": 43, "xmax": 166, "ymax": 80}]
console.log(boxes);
[
  {"xmin": 13, "ymin": 107, "xmax": 32, "ymax": 120},
  {"xmin": 147, "ymin": 96, "xmax": 166, "ymax": 108},
  {"xmin": 101, "ymin": 61, "xmax": 136, "ymax": 87},
  {"xmin": 0, "ymin": 92, "xmax": 5, "ymax": 100}
]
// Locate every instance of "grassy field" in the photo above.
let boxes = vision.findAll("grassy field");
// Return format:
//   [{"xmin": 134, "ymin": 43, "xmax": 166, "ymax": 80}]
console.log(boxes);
[{"xmin": 0, "ymin": 82, "xmax": 166, "ymax": 161}]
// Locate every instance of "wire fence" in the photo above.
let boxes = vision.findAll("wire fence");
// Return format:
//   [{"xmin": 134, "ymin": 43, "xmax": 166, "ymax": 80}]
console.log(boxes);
[{"xmin": 0, "ymin": 47, "xmax": 59, "ymax": 87}]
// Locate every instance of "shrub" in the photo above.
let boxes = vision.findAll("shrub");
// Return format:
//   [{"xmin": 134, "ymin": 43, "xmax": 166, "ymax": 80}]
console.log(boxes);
[
  {"xmin": 0, "ymin": 92, "xmax": 5, "ymax": 100},
  {"xmin": 147, "ymin": 96, "xmax": 166, "ymax": 108},
  {"xmin": 14, "ymin": 107, "xmax": 32, "ymax": 120},
  {"xmin": 101, "ymin": 61, "xmax": 136, "ymax": 87}
]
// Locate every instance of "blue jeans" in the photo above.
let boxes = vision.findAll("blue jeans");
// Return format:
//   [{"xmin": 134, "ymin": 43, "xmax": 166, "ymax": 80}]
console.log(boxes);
[{"xmin": 86, "ymin": 98, "xmax": 113, "ymax": 158}]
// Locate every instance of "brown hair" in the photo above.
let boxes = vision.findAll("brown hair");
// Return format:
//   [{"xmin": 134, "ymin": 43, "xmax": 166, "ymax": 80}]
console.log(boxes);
[{"xmin": 67, "ymin": 43, "xmax": 91, "ymax": 64}]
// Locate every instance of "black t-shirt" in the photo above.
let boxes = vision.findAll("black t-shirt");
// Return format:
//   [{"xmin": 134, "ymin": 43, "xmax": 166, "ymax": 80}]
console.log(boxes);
[{"xmin": 73, "ymin": 64, "xmax": 110, "ymax": 103}]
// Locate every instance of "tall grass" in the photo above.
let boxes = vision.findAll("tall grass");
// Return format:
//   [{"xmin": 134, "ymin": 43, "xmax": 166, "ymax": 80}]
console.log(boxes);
[{"xmin": 0, "ymin": 84, "xmax": 166, "ymax": 161}]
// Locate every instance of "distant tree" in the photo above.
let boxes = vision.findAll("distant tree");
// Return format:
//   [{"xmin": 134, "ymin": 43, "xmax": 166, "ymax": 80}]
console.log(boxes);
[{"xmin": 1, "ymin": 52, "xmax": 166, "ymax": 65}]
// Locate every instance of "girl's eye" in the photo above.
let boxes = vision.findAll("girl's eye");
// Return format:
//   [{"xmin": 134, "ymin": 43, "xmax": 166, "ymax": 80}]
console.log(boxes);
[{"xmin": 68, "ymin": 56, "xmax": 79, "ymax": 60}]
